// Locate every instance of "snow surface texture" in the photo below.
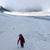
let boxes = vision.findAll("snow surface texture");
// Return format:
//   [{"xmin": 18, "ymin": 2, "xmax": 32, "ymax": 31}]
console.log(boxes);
[{"xmin": 0, "ymin": 12, "xmax": 50, "ymax": 50}]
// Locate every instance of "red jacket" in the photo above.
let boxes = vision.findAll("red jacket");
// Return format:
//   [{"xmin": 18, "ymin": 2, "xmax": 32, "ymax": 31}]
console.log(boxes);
[{"xmin": 17, "ymin": 36, "xmax": 25, "ymax": 44}]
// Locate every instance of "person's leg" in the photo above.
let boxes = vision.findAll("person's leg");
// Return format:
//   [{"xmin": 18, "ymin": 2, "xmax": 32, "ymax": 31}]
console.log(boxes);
[{"xmin": 21, "ymin": 43, "xmax": 24, "ymax": 48}]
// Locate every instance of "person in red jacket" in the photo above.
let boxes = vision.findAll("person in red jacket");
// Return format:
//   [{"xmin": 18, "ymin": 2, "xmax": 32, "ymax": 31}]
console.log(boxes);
[{"xmin": 17, "ymin": 34, "xmax": 25, "ymax": 48}]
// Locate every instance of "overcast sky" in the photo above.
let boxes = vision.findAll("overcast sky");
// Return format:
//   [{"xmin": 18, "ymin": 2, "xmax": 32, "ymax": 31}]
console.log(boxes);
[{"xmin": 0, "ymin": 0, "xmax": 50, "ymax": 11}]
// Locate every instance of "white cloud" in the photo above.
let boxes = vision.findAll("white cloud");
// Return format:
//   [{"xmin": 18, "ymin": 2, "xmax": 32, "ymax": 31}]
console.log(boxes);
[{"xmin": 0, "ymin": 0, "xmax": 50, "ymax": 12}]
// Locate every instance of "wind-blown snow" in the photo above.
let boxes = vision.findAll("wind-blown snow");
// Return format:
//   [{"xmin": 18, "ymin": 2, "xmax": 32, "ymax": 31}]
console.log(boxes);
[{"xmin": 0, "ymin": 12, "xmax": 50, "ymax": 50}]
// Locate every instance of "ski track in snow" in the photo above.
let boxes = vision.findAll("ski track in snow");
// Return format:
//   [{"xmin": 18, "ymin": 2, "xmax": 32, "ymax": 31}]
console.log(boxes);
[{"xmin": 0, "ymin": 13, "xmax": 50, "ymax": 50}]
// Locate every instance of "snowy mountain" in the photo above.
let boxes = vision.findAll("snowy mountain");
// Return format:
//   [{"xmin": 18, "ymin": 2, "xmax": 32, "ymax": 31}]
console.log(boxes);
[
  {"xmin": 0, "ymin": 6, "xmax": 10, "ymax": 12},
  {"xmin": 0, "ymin": 12, "xmax": 50, "ymax": 50}
]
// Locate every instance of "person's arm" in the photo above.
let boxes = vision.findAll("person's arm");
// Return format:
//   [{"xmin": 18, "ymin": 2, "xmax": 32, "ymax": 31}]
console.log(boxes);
[
  {"xmin": 23, "ymin": 37, "xmax": 25, "ymax": 43},
  {"xmin": 17, "ymin": 38, "xmax": 20, "ymax": 44}
]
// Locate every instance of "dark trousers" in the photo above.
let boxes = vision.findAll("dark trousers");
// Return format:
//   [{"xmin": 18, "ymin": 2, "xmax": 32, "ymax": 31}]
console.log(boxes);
[{"xmin": 21, "ymin": 43, "xmax": 24, "ymax": 48}]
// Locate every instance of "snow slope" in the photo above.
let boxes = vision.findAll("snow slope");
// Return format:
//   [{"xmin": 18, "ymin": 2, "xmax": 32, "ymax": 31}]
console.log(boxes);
[
  {"xmin": 4, "ymin": 11, "xmax": 50, "ymax": 16},
  {"xmin": 0, "ymin": 12, "xmax": 50, "ymax": 50}
]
